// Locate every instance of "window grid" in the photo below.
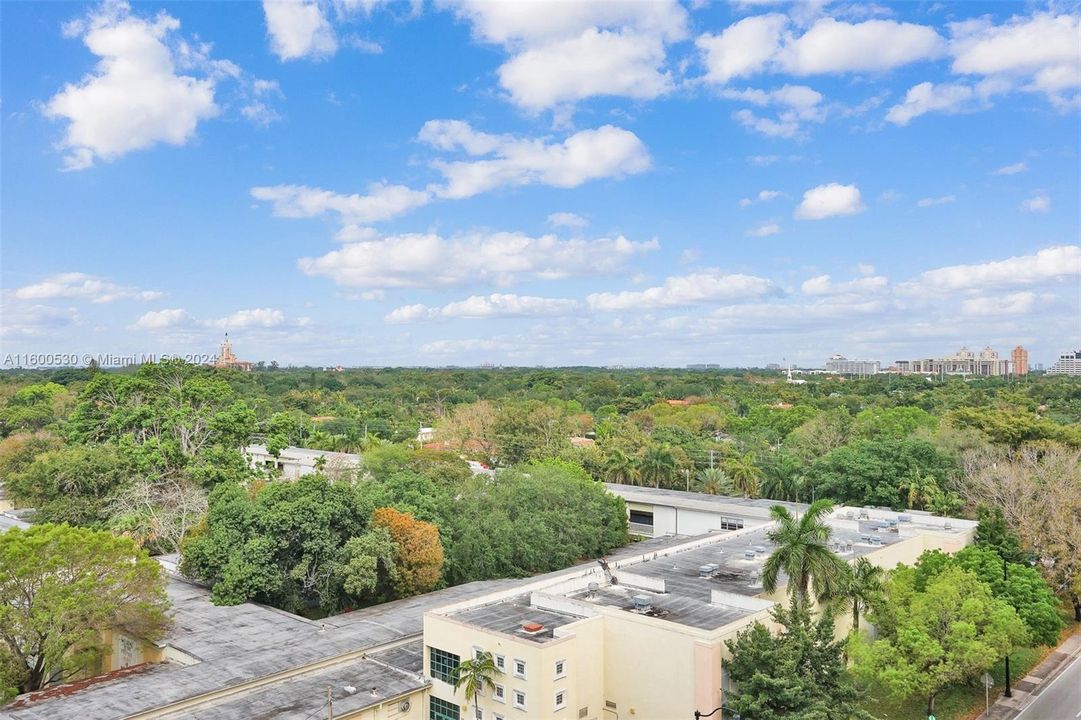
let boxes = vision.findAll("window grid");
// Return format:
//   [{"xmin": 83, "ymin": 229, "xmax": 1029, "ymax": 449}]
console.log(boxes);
[
  {"xmin": 554, "ymin": 659, "xmax": 566, "ymax": 678},
  {"xmin": 430, "ymin": 647, "xmax": 460, "ymax": 684},
  {"xmin": 555, "ymin": 691, "xmax": 566, "ymax": 710},
  {"xmin": 493, "ymin": 683, "xmax": 505, "ymax": 702},
  {"xmin": 513, "ymin": 659, "xmax": 526, "ymax": 679},
  {"xmin": 494, "ymin": 654, "xmax": 506, "ymax": 671},
  {"xmin": 513, "ymin": 690, "xmax": 526, "ymax": 710},
  {"xmin": 430, "ymin": 696, "xmax": 461, "ymax": 720}
]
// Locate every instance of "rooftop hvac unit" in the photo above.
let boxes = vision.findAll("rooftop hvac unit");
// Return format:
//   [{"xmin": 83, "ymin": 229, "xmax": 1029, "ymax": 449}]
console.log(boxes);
[
  {"xmin": 744, "ymin": 550, "xmax": 756, "ymax": 559},
  {"xmin": 632, "ymin": 594, "xmax": 652, "ymax": 612},
  {"xmin": 898, "ymin": 514, "xmax": 913, "ymax": 523},
  {"xmin": 699, "ymin": 564, "xmax": 714, "ymax": 577}
]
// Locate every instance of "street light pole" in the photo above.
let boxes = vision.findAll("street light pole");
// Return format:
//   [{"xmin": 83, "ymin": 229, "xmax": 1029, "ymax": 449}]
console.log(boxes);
[
  {"xmin": 1003, "ymin": 555, "xmax": 1012, "ymax": 698},
  {"xmin": 694, "ymin": 706, "xmax": 740, "ymax": 720}
]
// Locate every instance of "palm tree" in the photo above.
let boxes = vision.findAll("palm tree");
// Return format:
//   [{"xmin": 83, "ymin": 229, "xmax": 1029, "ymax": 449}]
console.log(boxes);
[
  {"xmin": 453, "ymin": 651, "xmax": 501, "ymax": 715},
  {"xmin": 901, "ymin": 468, "xmax": 939, "ymax": 510},
  {"xmin": 603, "ymin": 448, "xmax": 639, "ymax": 485},
  {"xmin": 696, "ymin": 467, "xmax": 736, "ymax": 495},
  {"xmin": 639, "ymin": 445, "xmax": 677, "ymax": 488},
  {"xmin": 762, "ymin": 499, "xmax": 847, "ymax": 605},
  {"xmin": 834, "ymin": 557, "xmax": 884, "ymax": 633},
  {"xmin": 759, "ymin": 452, "xmax": 803, "ymax": 502},
  {"xmin": 724, "ymin": 452, "xmax": 762, "ymax": 497}
]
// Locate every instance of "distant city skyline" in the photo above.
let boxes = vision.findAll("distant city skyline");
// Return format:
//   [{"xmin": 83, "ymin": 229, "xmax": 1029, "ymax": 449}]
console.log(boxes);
[{"xmin": 2, "ymin": 1, "xmax": 1079, "ymax": 366}]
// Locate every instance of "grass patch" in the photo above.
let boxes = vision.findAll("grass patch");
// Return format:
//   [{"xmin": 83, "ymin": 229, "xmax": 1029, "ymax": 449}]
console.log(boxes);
[{"xmin": 857, "ymin": 646, "xmax": 1048, "ymax": 720}]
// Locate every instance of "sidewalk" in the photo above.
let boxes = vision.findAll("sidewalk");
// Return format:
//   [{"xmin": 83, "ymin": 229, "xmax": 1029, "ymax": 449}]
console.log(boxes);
[{"xmin": 980, "ymin": 632, "xmax": 1081, "ymax": 720}]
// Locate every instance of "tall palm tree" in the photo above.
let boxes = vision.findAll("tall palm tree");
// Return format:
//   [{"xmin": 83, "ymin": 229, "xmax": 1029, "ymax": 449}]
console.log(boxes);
[
  {"xmin": 759, "ymin": 452, "xmax": 803, "ymax": 502},
  {"xmin": 834, "ymin": 557, "xmax": 884, "ymax": 633},
  {"xmin": 639, "ymin": 445, "xmax": 677, "ymax": 488},
  {"xmin": 453, "ymin": 651, "xmax": 501, "ymax": 715},
  {"xmin": 696, "ymin": 467, "xmax": 736, "ymax": 495},
  {"xmin": 725, "ymin": 452, "xmax": 762, "ymax": 498},
  {"xmin": 762, "ymin": 499, "xmax": 847, "ymax": 605},
  {"xmin": 603, "ymin": 448, "xmax": 639, "ymax": 485}
]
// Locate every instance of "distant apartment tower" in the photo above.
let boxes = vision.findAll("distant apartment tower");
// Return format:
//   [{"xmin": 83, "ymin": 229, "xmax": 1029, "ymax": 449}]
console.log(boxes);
[
  {"xmin": 1047, "ymin": 350, "xmax": 1081, "ymax": 376},
  {"xmin": 1011, "ymin": 346, "xmax": 1029, "ymax": 376},
  {"xmin": 686, "ymin": 363, "xmax": 720, "ymax": 370},
  {"xmin": 825, "ymin": 354, "xmax": 880, "ymax": 376},
  {"xmin": 895, "ymin": 346, "xmax": 1010, "ymax": 377}
]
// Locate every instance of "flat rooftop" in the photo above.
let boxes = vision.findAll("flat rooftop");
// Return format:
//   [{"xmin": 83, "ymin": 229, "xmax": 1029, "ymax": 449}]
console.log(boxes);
[{"xmin": 2, "ymin": 576, "xmax": 514, "ymax": 720}]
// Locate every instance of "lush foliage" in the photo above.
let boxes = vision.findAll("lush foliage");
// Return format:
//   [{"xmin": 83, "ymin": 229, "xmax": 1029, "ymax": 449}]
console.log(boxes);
[
  {"xmin": 724, "ymin": 600, "xmax": 871, "ymax": 720},
  {"xmin": 762, "ymin": 500, "xmax": 848, "ymax": 604},
  {"xmin": 0, "ymin": 525, "xmax": 171, "ymax": 695},
  {"xmin": 851, "ymin": 561, "xmax": 1028, "ymax": 716}
]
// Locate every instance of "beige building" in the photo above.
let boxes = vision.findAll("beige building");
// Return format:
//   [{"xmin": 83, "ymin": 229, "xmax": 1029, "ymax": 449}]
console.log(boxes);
[
  {"xmin": 212, "ymin": 333, "xmax": 253, "ymax": 371},
  {"xmin": 5, "ymin": 492, "xmax": 975, "ymax": 720},
  {"xmin": 1047, "ymin": 349, "xmax": 1081, "ymax": 376},
  {"xmin": 895, "ymin": 345, "xmax": 1011, "ymax": 377}
]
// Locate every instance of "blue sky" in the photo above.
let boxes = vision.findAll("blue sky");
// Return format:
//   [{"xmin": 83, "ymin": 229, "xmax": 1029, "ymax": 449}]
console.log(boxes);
[{"xmin": 2, "ymin": 0, "xmax": 1079, "ymax": 368}]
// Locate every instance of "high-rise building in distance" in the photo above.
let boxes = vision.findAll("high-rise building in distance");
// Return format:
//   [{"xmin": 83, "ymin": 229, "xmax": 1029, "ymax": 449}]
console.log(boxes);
[
  {"xmin": 1011, "ymin": 346, "xmax": 1029, "ymax": 376},
  {"xmin": 825, "ymin": 354, "xmax": 880, "ymax": 376}
]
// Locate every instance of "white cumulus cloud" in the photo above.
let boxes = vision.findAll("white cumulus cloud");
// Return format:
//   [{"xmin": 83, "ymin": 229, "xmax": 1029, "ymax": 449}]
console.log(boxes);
[
  {"xmin": 13, "ymin": 272, "xmax": 163, "ymax": 304},
  {"xmin": 419, "ymin": 120, "xmax": 651, "ymax": 199},
  {"xmin": 916, "ymin": 195, "xmax": 957, "ymax": 207},
  {"xmin": 386, "ymin": 294, "xmax": 579, "ymax": 323},
  {"xmin": 1020, "ymin": 194, "xmax": 1051, "ymax": 213},
  {"xmin": 913, "ymin": 245, "xmax": 1081, "ymax": 292},
  {"xmin": 993, "ymin": 161, "xmax": 1027, "ymax": 175},
  {"xmin": 746, "ymin": 222, "xmax": 780, "ymax": 238},
  {"xmin": 961, "ymin": 292, "xmax": 1039, "ymax": 317},
  {"xmin": 547, "ymin": 212, "xmax": 589, "ymax": 229},
  {"xmin": 251, "ymin": 182, "xmax": 432, "ymax": 224},
  {"xmin": 262, "ymin": 0, "xmax": 338, "ymax": 61},
  {"xmin": 587, "ymin": 271, "xmax": 778, "ymax": 311},
  {"xmin": 43, "ymin": 2, "xmax": 219, "ymax": 170},
  {"xmin": 801, "ymin": 274, "xmax": 889, "ymax": 296},
  {"xmin": 299, "ymin": 231, "xmax": 659, "ymax": 289},
  {"xmin": 130, "ymin": 308, "xmax": 189, "ymax": 330},
  {"xmin": 209, "ymin": 308, "xmax": 287, "ymax": 329},
  {"xmin": 794, "ymin": 183, "xmax": 865, "ymax": 220}
]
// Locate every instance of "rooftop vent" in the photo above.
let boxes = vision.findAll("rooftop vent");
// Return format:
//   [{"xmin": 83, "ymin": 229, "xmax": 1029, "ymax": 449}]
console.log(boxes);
[
  {"xmin": 944, "ymin": 521, "xmax": 952, "ymax": 530},
  {"xmin": 754, "ymin": 545, "xmax": 767, "ymax": 554},
  {"xmin": 632, "ymin": 595, "xmax": 652, "ymax": 612},
  {"xmin": 521, "ymin": 622, "xmax": 545, "ymax": 635},
  {"xmin": 699, "ymin": 564, "xmax": 714, "ymax": 577},
  {"xmin": 744, "ymin": 550, "xmax": 756, "ymax": 559},
  {"xmin": 898, "ymin": 514, "xmax": 912, "ymax": 523},
  {"xmin": 587, "ymin": 581, "xmax": 599, "ymax": 597},
  {"xmin": 860, "ymin": 535, "xmax": 872, "ymax": 544}
]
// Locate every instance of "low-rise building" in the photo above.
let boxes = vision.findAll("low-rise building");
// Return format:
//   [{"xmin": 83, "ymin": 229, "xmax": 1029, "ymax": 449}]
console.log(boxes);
[
  {"xmin": 6, "ymin": 490, "xmax": 976, "ymax": 720},
  {"xmin": 244, "ymin": 444, "xmax": 361, "ymax": 480}
]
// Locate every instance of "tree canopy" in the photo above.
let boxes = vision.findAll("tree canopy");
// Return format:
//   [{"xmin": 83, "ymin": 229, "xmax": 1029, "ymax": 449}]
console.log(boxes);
[{"xmin": 0, "ymin": 525, "xmax": 171, "ymax": 696}]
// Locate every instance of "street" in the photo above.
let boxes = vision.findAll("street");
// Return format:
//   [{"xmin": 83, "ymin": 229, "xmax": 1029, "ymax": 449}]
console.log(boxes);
[{"xmin": 1016, "ymin": 648, "xmax": 1081, "ymax": 720}]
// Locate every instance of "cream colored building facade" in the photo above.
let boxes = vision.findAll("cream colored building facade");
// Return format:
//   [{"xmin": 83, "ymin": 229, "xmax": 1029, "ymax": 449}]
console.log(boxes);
[{"xmin": 420, "ymin": 506, "xmax": 975, "ymax": 720}]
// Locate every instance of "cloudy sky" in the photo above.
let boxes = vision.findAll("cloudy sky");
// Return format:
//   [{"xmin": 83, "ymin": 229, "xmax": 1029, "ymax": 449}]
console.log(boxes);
[{"xmin": 2, "ymin": 0, "xmax": 1079, "ymax": 368}]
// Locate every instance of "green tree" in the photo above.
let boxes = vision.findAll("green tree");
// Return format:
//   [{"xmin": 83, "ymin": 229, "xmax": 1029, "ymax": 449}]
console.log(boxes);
[
  {"xmin": 758, "ymin": 451, "xmax": 804, "ymax": 502},
  {"xmin": 696, "ymin": 467, "xmax": 735, "ymax": 495},
  {"xmin": 602, "ymin": 447, "xmax": 639, "ymax": 485},
  {"xmin": 851, "ymin": 565, "xmax": 1028, "ymax": 717},
  {"xmin": 4, "ymin": 444, "xmax": 130, "ymax": 526},
  {"xmin": 812, "ymin": 437, "xmax": 959, "ymax": 509},
  {"xmin": 638, "ymin": 445, "xmax": 677, "ymax": 488},
  {"xmin": 453, "ymin": 650, "xmax": 501, "ymax": 714},
  {"xmin": 336, "ymin": 527, "xmax": 398, "ymax": 602},
  {"xmin": 835, "ymin": 557, "xmax": 884, "ymax": 633},
  {"xmin": 724, "ymin": 452, "xmax": 762, "ymax": 497},
  {"xmin": 0, "ymin": 525, "xmax": 171, "ymax": 694},
  {"xmin": 973, "ymin": 506, "xmax": 1025, "ymax": 564},
  {"xmin": 762, "ymin": 500, "xmax": 847, "ymax": 604},
  {"xmin": 724, "ymin": 599, "xmax": 871, "ymax": 720}
]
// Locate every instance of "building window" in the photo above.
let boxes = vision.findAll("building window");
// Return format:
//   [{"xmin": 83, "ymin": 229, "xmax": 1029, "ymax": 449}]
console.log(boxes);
[
  {"xmin": 513, "ymin": 659, "xmax": 526, "ymax": 679},
  {"xmin": 430, "ymin": 696, "xmax": 461, "ymax": 720},
  {"xmin": 474, "ymin": 707, "xmax": 483, "ymax": 720},
  {"xmin": 493, "ymin": 684, "xmax": 505, "ymax": 703},
  {"xmin": 554, "ymin": 659, "xmax": 566, "ymax": 679},
  {"xmin": 554, "ymin": 691, "xmax": 567, "ymax": 710},
  {"xmin": 513, "ymin": 690, "xmax": 527, "ymax": 711},
  {"xmin": 494, "ymin": 715, "xmax": 505, "ymax": 720},
  {"xmin": 494, "ymin": 654, "xmax": 506, "ymax": 671},
  {"xmin": 430, "ymin": 647, "xmax": 460, "ymax": 684},
  {"xmin": 629, "ymin": 509, "xmax": 654, "ymax": 526},
  {"xmin": 719, "ymin": 517, "xmax": 744, "ymax": 531}
]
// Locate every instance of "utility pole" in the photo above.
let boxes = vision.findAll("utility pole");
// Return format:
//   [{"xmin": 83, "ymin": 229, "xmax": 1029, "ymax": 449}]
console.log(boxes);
[
  {"xmin": 1003, "ymin": 556, "xmax": 1012, "ymax": 698},
  {"xmin": 327, "ymin": 686, "xmax": 334, "ymax": 720}
]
